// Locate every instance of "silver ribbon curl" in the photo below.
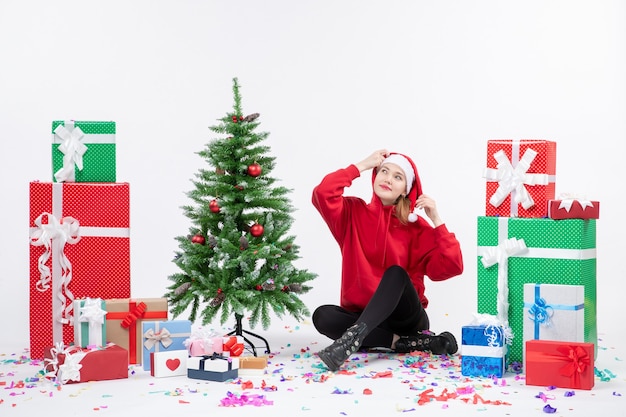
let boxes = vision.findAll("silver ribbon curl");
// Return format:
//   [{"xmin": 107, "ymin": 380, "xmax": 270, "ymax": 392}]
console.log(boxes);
[{"xmin": 30, "ymin": 212, "xmax": 81, "ymax": 324}]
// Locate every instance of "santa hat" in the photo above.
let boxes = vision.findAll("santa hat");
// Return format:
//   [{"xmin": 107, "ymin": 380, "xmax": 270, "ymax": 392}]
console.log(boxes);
[{"xmin": 373, "ymin": 152, "xmax": 423, "ymax": 222}]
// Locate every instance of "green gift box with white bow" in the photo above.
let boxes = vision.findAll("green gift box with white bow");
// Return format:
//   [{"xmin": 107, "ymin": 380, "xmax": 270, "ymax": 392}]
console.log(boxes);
[
  {"xmin": 51, "ymin": 120, "xmax": 116, "ymax": 183},
  {"xmin": 476, "ymin": 216, "xmax": 597, "ymax": 366}
]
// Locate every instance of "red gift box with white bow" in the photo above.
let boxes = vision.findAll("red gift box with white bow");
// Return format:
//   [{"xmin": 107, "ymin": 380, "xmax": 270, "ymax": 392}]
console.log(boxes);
[
  {"xmin": 525, "ymin": 339, "xmax": 594, "ymax": 390},
  {"xmin": 547, "ymin": 198, "xmax": 600, "ymax": 220},
  {"xmin": 29, "ymin": 182, "xmax": 131, "ymax": 360},
  {"xmin": 484, "ymin": 140, "xmax": 557, "ymax": 218},
  {"xmin": 43, "ymin": 343, "xmax": 128, "ymax": 384}
]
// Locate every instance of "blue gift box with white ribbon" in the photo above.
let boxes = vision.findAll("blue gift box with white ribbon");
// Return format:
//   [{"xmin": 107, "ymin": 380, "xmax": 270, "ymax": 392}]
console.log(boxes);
[
  {"xmin": 522, "ymin": 283, "xmax": 585, "ymax": 361},
  {"xmin": 461, "ymin": 324, "xmax": 508, "ymax": 378}
]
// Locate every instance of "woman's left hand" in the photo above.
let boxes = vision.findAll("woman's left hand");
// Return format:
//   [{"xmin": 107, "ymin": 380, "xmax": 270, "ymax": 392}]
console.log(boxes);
[{"xmin": 415, "ymin": 194, "xmax": 443, "ymax": 227}]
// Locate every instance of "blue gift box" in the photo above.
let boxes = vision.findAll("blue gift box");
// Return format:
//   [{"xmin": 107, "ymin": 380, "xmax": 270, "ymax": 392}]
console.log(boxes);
[
  {"xmin": 141, "ymin": 320, "xmax": 192, "ymax": 371},
  {"xmin": 461, "ymin": 324, "xmax": 508, "ymax": 378}
]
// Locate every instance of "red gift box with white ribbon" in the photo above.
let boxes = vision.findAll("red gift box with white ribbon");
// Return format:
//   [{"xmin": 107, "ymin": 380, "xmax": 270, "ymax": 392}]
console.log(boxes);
[
  {"xmin": 484, "ymin": 140, "xmax": 557, "ymax": 218},
  {"xmin": 29, "ymin": 182, "xmax": 131, "ymax": 359},
  {"xmin": 547, "ymin": 196, "xmax": 600, "ymax": 220}
]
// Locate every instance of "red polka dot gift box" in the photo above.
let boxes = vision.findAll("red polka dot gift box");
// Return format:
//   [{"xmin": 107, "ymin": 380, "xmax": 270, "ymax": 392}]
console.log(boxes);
[
  {"xmin": 51, "ymin": 120, "xmax": 116, "ymax": 183},
  {"xmin": 29, "ymin": 181, "xmax": 131, "ymax": 360},
  {"xmin": 483, "ymin": 139, "xmax": 556, "ymax": 218}
]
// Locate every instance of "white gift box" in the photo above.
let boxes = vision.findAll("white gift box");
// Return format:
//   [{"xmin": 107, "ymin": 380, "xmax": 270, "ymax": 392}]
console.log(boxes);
[
  {"xmin": 150, "ymin": 349, "xmax": 188, "ymax": 377},
  {"xmin": 523, "ymin": 283, "xmax": 585, "ymax": 361}
]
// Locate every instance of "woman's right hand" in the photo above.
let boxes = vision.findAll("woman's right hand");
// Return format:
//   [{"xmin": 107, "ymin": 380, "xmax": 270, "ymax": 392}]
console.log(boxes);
[{"xmin": 355, "ymin": 149, "xmax": 389, "ymax": 173}]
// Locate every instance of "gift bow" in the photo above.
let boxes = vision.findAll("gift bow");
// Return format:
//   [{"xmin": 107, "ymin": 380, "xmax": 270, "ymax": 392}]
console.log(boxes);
[
  {"xmin": 79, "ymin": 298, "xmax": 107, "ymax": 327},
  {"xmin": 484, "ymin": 148, "xmax": 549, "ymax": 210},
  {"xmin": 44, "ymin": 343, "xmax": 86, "ymax": 384},
  {"xmin": 143, "ymin": 328, "xmax": 173, "ymax": 350},
  {"xmin": 54, "ymin": 123, "xmax": 88, "ymax": 183},
  {"xmin": 557, "ymin": 193, "xmax": 595, "ymax": 213},
  {"xmin": 557, "ymin": 345, "xmax": 590, "ymax": 380},
  {"xmin": 30, "ymin": 212, "xmax": 81, "ymax": 324},
  {"xmin": 480, "ymin": 237, "xmax": 528, "ymax": 326},
  {"xmin": 527, "ymin": 295, "xmax": 554, "ymax": 327}
]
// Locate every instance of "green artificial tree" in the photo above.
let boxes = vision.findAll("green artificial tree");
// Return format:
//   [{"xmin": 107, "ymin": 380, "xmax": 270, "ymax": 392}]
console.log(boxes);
[{"xmin": 165, "ymin": 78, "xmax": 316, "ymax": 353}]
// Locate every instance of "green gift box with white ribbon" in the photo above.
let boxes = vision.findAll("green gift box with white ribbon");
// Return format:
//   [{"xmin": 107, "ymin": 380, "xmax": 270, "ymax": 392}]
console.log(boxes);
[
  {"xmin": 51, "ymin": 120, "xmax": 116, "ymax": 183},
  {"xmin": 476, "ymin": 216, "xmax": 596, "ymax": 365}
]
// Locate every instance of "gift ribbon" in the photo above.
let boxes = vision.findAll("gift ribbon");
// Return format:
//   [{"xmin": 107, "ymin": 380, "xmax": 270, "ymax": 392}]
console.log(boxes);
[
  {"xmin": 143, "ymin": 327, "xmax": 173, "ymax": 350},
  {"xmin": 77, "ymin": 298, "xmax": 107, "ymax": 346},
  {"xmin": 44, "ymin": 342, "xmax": 87, "ymax": 384},
  {"xmin": 556, "ymin": 193, "xmax": 595, "ymax": 213},
  {"xmin": 30, "ymin": 212, "xmax": 80, "ymax": 327},
  {"xmin": 524, "ymin": 284, "xmax": 584, "ymax": 339},
  {"xmin": 29, "ymin": 183, "xmax": 130, "ymax": 347},
  {"xmin": 53, "ymin": 121, "xmax": 88, "ymax": 183},
  {"xmin": 480, "ymin": 236, "xmax": 528, "ymax": 326},
  {"xmin": 527, "ymin": 344, "xmax": 591, "ymax": 388},
  {"xmin": 106, "ymin": 300, "xmax": 168, "ymax": 364},
  {"xmin": 196, "ymin": 353, "xmax": 233, "ymax": 371},
  {"xmin": 483, "ymin": 142, "xmax": 551, "ymax": 216}
]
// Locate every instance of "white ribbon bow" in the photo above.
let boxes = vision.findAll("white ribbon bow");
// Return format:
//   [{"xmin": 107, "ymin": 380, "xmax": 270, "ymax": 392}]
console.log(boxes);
[
  {"xmin": 78, "ymin": 298, "xmax": 107, "ymax": 339},
  {"xmin": 54, "ymin": 123, "xmax": 88, "ymax": 183},
  {"xmin": 30, "ymin": 212, "xmax": 81, "ymax": 324},
  {"xmin": 557, "ymin": 193, "xmax": 594, "ymax": 212},
  {"xmin": 143, "ymin": 328, "xmax": 173, "ymax": 350},
  {"xmin": 484, "ymin": 148, "xmax": 549, "ymax": 210},
  {"xmin": 44, "ymin": 343, "xmax": 86, "ymax": 384},
  {"xmin": 480, "ymin": 237, "xmax": 528, "ymax": 326}
]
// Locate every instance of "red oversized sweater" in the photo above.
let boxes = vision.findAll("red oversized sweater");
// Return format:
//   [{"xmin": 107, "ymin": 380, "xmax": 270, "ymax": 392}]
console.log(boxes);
[{"xmin": 312, "ymin": 164, "xmax": 463, "ymax": 312}]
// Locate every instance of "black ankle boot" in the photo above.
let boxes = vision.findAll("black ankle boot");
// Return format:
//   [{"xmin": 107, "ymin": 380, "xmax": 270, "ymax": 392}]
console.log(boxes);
[
  {"xmin": 317, "ymin": 322, "xmax": 368, "ymax": 372},
  {"xmin": 394, "ymin": 331, "xmax": 458, "ymax": 355}
]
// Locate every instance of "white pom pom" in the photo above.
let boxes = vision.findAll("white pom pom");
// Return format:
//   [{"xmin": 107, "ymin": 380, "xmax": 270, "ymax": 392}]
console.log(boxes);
[{"xmin": 408, "ymin": 212, "xmax": 418, "ymax": 223}]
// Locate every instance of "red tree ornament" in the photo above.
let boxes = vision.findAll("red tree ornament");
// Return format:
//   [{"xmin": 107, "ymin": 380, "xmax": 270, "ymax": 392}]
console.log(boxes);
[
  {"xmin": 250, "ymin": 223, "xmax": 264, "ymax": 237},
  {"xmin": 209, "ymin": 199, "xmax": 220, "ymax": 213},
  {"xmin": 191, "ymin": 233, "xmax": 206, "ymax": 245},
  {"xmin": 247, "ymin": 162, "xmax": 262, "ymax": 177}
]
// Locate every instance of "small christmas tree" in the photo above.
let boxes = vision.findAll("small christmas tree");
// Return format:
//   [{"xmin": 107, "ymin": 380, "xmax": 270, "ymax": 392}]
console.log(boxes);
[{"xmin": 165, "ymin": 78, "xmax": 316, "ymax": 336}]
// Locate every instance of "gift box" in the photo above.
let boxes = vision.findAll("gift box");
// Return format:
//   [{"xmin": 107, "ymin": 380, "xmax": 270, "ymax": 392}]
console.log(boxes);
[
  {"xmin": 483, "ymin": 139, "xmax": 556, "ymax": 218},
  {"xmin": 547, "ymin": 198, "xmax": 600, "ymax": 220},
  {"xmin": 476, "ymin": 216, "xmax": 596, "ymax": 365},
  {"xmin": 186, "ymin": 336, "xmax": 224, "ymax": 357},
  {"xmin": 461, "ymin": 324, "xmax": 508, "ymax": 378},
  {"xmin": 43, "ymin": 343, "xmax": 128, "ymax": 384},
  {"xmin": 105, "ymin": 298, "xmax": 168, "ymax": 364},
  {"xmin": 187, "ymin": 354, "xmax": 239, "ymax": 382},
  {"xmin": 222, "ymin": 335, "xmax": 245, "ymax": 357},
  {"xmin": 238, "ymin": 356, "xmax": 269, "ymax": 376},
  {"xmin": 523, "ymin": 283, "xmax": 584, "ymax": 344},
  {"xmin": 150, "ymin": 349, "xmax": 188, "ymax": 378},
  {"xmin": 525, "ymin": 340, "xmax": 594, "ymax": 390},
  {"xmin": 73, "ymin": 298, "xmax": 107, "ymax": 348},
  {"xmin": 29, "ymin": 181, "xmax": 131, "ymax": 359},
  {"xmin": 52, "ymin": 120, "xmax": 116, "ymax": 183},
  {"xmin": 142, "ymin": 320, "xmax": 192, "ymax": 371}
]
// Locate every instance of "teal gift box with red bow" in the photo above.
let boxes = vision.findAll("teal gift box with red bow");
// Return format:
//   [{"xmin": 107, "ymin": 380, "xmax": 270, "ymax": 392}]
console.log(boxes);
[{"xmin": 525, "ymin": 340, "xmax": 594, "ymax": 390}]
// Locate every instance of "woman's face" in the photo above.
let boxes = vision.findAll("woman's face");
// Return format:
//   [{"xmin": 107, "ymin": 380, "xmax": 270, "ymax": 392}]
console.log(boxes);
[{"xmin": 373, "ymin": 163, "xmax": 407, "ymax": 206}]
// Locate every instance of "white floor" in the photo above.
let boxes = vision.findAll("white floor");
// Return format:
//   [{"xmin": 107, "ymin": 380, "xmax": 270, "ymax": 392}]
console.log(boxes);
[{"xmin": 1, "ymin": 318, "xmax": 624, "ymax": 417}]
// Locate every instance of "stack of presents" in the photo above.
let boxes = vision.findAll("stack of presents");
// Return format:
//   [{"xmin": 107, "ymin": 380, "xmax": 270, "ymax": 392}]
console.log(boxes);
[
  {"xmin": 461, "ymin": 139, "xmax": 599, "ymax": 390},
  {"xmin": 29, "ymin": 120, "xmax": 268, "ymax": 384}
]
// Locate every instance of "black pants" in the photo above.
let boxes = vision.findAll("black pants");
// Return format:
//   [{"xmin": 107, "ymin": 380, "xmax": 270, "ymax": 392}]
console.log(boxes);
[{"xmin": 312, "ymin": 265, "xmax": 430, "ymax": 349}]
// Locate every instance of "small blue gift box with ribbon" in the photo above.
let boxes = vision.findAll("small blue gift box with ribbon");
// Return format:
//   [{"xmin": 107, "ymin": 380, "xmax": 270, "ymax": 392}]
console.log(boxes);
[
  {"xmin": 141, "ymin": 320, "xmax": 191, "ymax": 371},
  {"xmin": 461, "ymin": 323, "xmax": 509, "ymax": 378},
  {"xmin": 187, "ymin": 353, "xmax": 239, "ymax": 382},
  {"xmin": 523, "ymin": 283, "xmax": 584, "ymax": 361}
]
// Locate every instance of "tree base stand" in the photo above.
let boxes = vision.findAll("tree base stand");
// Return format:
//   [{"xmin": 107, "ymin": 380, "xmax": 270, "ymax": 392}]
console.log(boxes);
[{"xmin": 226, "ymin": 313, "xmax": 271, "ymax": 356}]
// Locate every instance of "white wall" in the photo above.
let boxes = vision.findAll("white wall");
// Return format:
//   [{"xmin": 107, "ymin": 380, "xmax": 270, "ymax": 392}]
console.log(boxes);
[{"xmin": 1, "ymin": 0, "xmax": 624, "ymax": 349}]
